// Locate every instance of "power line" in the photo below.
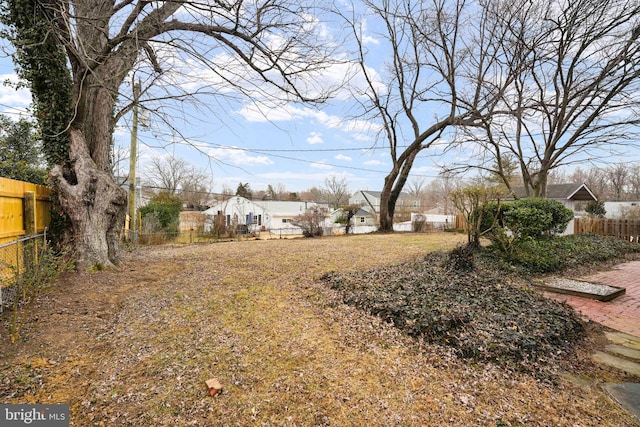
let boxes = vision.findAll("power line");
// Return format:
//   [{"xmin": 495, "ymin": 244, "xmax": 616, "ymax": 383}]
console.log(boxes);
[{"xmin": 180, "ymin": 140, "xmax": 444, "ymax": 177}]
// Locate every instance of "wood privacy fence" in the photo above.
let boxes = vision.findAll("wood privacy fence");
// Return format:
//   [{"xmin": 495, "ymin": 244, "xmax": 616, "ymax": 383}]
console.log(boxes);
[
  {"xmin": 0, "ymin": 177, "xmax": 51, "ymax": 244},
  {"xmin": 574, "ymin": 217, "xmax": 640, "ymax": 242},
  {"xmin": 0, "ymin": 177, "xmax": 51, "ymax": 290}
]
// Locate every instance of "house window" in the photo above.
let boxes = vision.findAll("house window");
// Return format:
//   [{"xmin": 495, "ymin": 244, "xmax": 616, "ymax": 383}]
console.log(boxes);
[
  {"xmin": 360, "ymin": 217, "xmax": 365, "ymax": 223},
  {"xmin": 226, "ymin": 214, "xmax": 231, "ymax": 226},
  {"xmin": 245, "ymin": 213, "xmax": 263, "ymax": 225}
]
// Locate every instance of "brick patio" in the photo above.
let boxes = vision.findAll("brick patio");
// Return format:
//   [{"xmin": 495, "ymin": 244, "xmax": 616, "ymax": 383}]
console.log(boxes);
[{"xmin": 546, "ymin": 261, "xmax": 640, "ymax": 337}]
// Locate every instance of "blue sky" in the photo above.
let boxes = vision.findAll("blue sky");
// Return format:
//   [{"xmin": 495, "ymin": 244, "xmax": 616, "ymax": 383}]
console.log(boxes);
[
  {"xmin": 2, "ymin": 3, "xmax": 637, "ymax": 197},
  {"xmin": 0, "ymin": 6, "xmax": 454, "ymax": 197},
  {"xmin": 0, "ymin": 54, "xmax": 447, "ymax": 195}
]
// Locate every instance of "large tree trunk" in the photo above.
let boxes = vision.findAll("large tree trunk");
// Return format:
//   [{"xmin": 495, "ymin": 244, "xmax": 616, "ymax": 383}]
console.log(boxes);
[
  {"xmin": 47, "ymin": 2, "xmax": 145, "ymax": 269},
  {"xmin": 379, "ymin": 151, "xmax": 418, "ymax": 232},
  {"xmin": 50, "ymin": 129, "xmax": 127, "ymax": 269},
  {"xmin": 46, "ymin": 58, "xmax": 131, "ymax": 270},
  {"xmin": 379, "ymin": 176, "xmax": 397, "ymax": 232}
]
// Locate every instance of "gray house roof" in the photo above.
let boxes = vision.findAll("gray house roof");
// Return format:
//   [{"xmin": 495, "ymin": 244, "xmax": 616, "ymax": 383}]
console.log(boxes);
[
  {"xmin": 510, "ymin": 183, "xmax": 597, "ymax": 201},
  {"xmin": 355, "ymin": 207, "xmax": 374, "ymax": 216}
]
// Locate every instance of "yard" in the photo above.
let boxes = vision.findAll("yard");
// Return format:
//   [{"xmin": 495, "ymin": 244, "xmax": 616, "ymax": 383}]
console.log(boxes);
[{"xmin": 0, "ymin": 233, "xmax": 638, "ymax": 426}]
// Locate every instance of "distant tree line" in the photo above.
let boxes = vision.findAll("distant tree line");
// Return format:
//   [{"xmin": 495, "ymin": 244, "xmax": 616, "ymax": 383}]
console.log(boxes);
[{"xmin": 0, "ymin": 115, "xmax": 47, "ymax": 184}]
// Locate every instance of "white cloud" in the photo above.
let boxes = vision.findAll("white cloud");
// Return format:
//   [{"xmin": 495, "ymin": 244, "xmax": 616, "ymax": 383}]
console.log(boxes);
[
  {"xmin": 360, "ymin": 18, "xmax": 380, "ymax": 46},
  {"xmin": 411, "ymin": 165, "xmax": 439, "ymax": 175},
  {"xmin": 364, "ymin": 159, "xmax": 384, "ymax": 166},
  {"xmin": 306, "ymin": 131, "xmax": 323, "ymax": 145},
  {"xmin": 335, "ymin": 154, "xmax": 352, "ymax": 161},
  {"xmin": 206, "ymin": 145, "xmax": 274, "ymax": 166},
  {"xmin": 258, "ymin": 171, "xmax": 340, "ymax": 181},
  {"xmin": 362, "ymin": 35, "xmax": 379, "ymax": 45},
  {"xmin": 0, "ymin": 74, "xmax": 32, "ymax": 114},
  {"xmin": 310, "ymin": 161, "xmax": 333, "ymax": 170},
  {"xmin": 235, "ymin": 102, "xmax": 380, "ymax": 146},
  {"xmin": 235, "ymin": 102, "xmax": 294, "ymax": 122}
]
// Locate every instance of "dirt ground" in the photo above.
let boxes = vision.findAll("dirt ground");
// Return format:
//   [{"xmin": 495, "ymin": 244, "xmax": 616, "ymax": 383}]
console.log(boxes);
[{"xmin": 1, "ymin": 233, "xmax": 638, "ymax": 426}]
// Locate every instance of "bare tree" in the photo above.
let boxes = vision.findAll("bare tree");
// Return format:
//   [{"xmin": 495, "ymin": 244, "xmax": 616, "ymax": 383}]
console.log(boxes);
[
  {"xmin": 300, "ymin": 186, "xmax": 327, "ymax": 203},
  {"xmin": 569, "ymin": 166, "xmax": 607, "ymax": 198},
  {"xmin": 323, "ymin": 175, "xmax": 351, "ymax": 209},
  {"xmin": 292, "ymin": 206, "xmax": 329, "ymax": 237},
  {"xmin": 406, "ymin": 177, "xmax": 427, "ymax": 199},
  {"xmin": 220, "ymin": 184, "xmax": 234, "ymax": 200},
  {"xmin": 4, "ymin": 1, "xmax": 336, "ymax": 268},
  {"xmin": 338, "ymin": 0, "xmax": 511, "ymax": 231},
  {"xmin": 144, "ymin": 156, "xmax": 191, "ymax": 195},
  {"xmin": 450, "ymin": 184, "xmax": 505, "ymax": 247},
  {"xmin": 570, "ymin": 162, "xmax": 640, "ymax": 201},
  {"xmin": 142, "ymin": 156, "xmax": 213, "ymax": 208},
  {"xmin": 406, "ymin": 176, "xmax": 430, "ymax": 211},
  {"xmin": 180, "ymin": 170, "xmax": 214, "ymax": 209},
  {"xmin": 431, "ymin": 171, "xmax": 462, "ymax": 215},
  {"xmin": 606, "ymin": 163, "xmax": 629, "ymax": 201},
  {"xmin": 628, "ymin": 165, "xmax": 640, "ymax": 200},
  {"xmin": 465, "ymin": 0, "xmax": 640, "ymax": 197},
  {"xmin": 110, "ymin": 145, "xmax": 129, "ymax": 178}
]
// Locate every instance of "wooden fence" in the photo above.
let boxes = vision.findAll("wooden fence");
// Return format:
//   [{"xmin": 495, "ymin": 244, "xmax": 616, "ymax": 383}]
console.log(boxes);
[
  {"xmin": 574, "ymin": 217, "xmax": 640, "ymax": 242},
  {"xmin": 0, "ymin": 177, "xmax": 51, "ymax": 289},
  {"xmin": 0, "ymin": 177, "xmax": 51, "ymax": 244}
]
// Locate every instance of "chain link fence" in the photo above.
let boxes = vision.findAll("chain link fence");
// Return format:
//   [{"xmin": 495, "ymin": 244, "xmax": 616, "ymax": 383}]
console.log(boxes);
[
  {"xmin": 123, "ymin": 227, "xmax": 306, "ymax": 247},
  {"xmin": 0, "ymin": 233, "xmax": 47, "ymax": 313}
]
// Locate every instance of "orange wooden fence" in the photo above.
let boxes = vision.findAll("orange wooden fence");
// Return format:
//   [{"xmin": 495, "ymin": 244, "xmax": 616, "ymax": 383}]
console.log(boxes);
[
  {"xmin": 0, "ymin": 177, "xmax": 51, "ymax": 245},
  {"xmin": 0, "ymin": 178, "xmax": 51, "ymax": 287}
]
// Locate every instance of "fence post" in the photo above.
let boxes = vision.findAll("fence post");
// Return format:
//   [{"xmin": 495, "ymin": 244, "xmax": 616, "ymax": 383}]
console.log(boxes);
[
  {"xmin": 23, "ymin": 191, "xmax": 37, "ymax": 281},
  {"xmin": 24, "ymin": 191, "xmax": 36, "ymax": 235}
]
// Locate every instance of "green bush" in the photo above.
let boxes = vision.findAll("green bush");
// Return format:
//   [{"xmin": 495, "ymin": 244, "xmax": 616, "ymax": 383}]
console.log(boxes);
[
  {"xmin": 498, "ymin": 237, "xmax": 563, "ymax": 273},
  {"xmin": 479, "ymin": 198, "xmax": 573, "ymax": 251},
  {"xmin": 585, "ymin": 200, "xmax": 606, "ymax": 218},
  {"xmin": 508, "ymin": 198, "xmax": 573, "ymax": 237},
  {"xmin": 139, "ymin": 192, "xmax": 183, "ymax": 235}
]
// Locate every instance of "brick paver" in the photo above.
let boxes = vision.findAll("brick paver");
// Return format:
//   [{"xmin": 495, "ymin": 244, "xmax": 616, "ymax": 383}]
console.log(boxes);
[{"xmin": 546, "ymin": 261, "xmax": 640, "ymax": 337}]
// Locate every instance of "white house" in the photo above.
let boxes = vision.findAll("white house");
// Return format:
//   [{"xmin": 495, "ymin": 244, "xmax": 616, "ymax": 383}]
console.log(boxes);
[
  {"xmin": 349, "ymin": 190, "xmax": 421, "ymax": 225},
  {"xmin": 203, "ymin": 197, "xmax": 331, "ymax": 234},
  {"xmin": 603, "ymin": 201, "xmax": 640, "ymax": 218}
]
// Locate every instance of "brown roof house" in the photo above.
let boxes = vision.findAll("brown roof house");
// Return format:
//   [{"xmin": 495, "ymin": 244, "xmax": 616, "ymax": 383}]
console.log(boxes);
[{"xmin": 508, "ymin": 183, "xmax": 597, "ymax": 235}]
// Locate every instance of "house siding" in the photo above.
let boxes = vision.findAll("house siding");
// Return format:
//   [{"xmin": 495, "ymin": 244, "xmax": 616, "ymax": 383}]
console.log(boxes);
[{"xmin": 203, "ymin": 197, "xmax": 330, "ymax": 234}]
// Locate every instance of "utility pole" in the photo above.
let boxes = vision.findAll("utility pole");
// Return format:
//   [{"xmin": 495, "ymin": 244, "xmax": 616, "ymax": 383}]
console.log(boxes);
[{"xmin": 128, "ymin": 80, "xmax": 140, "ymax": 239}]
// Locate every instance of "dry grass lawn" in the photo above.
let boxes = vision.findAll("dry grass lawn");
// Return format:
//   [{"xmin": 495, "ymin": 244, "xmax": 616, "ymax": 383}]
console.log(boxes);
[{"xmin": 1, "ymin": 233, "xmax": 638, "ymax": 426}]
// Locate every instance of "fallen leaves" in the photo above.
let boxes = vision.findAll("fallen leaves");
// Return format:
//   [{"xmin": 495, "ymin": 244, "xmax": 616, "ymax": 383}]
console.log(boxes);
[{"xmin": 321, "ymin": 250, "xmax": 586, "ymax": 377}]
